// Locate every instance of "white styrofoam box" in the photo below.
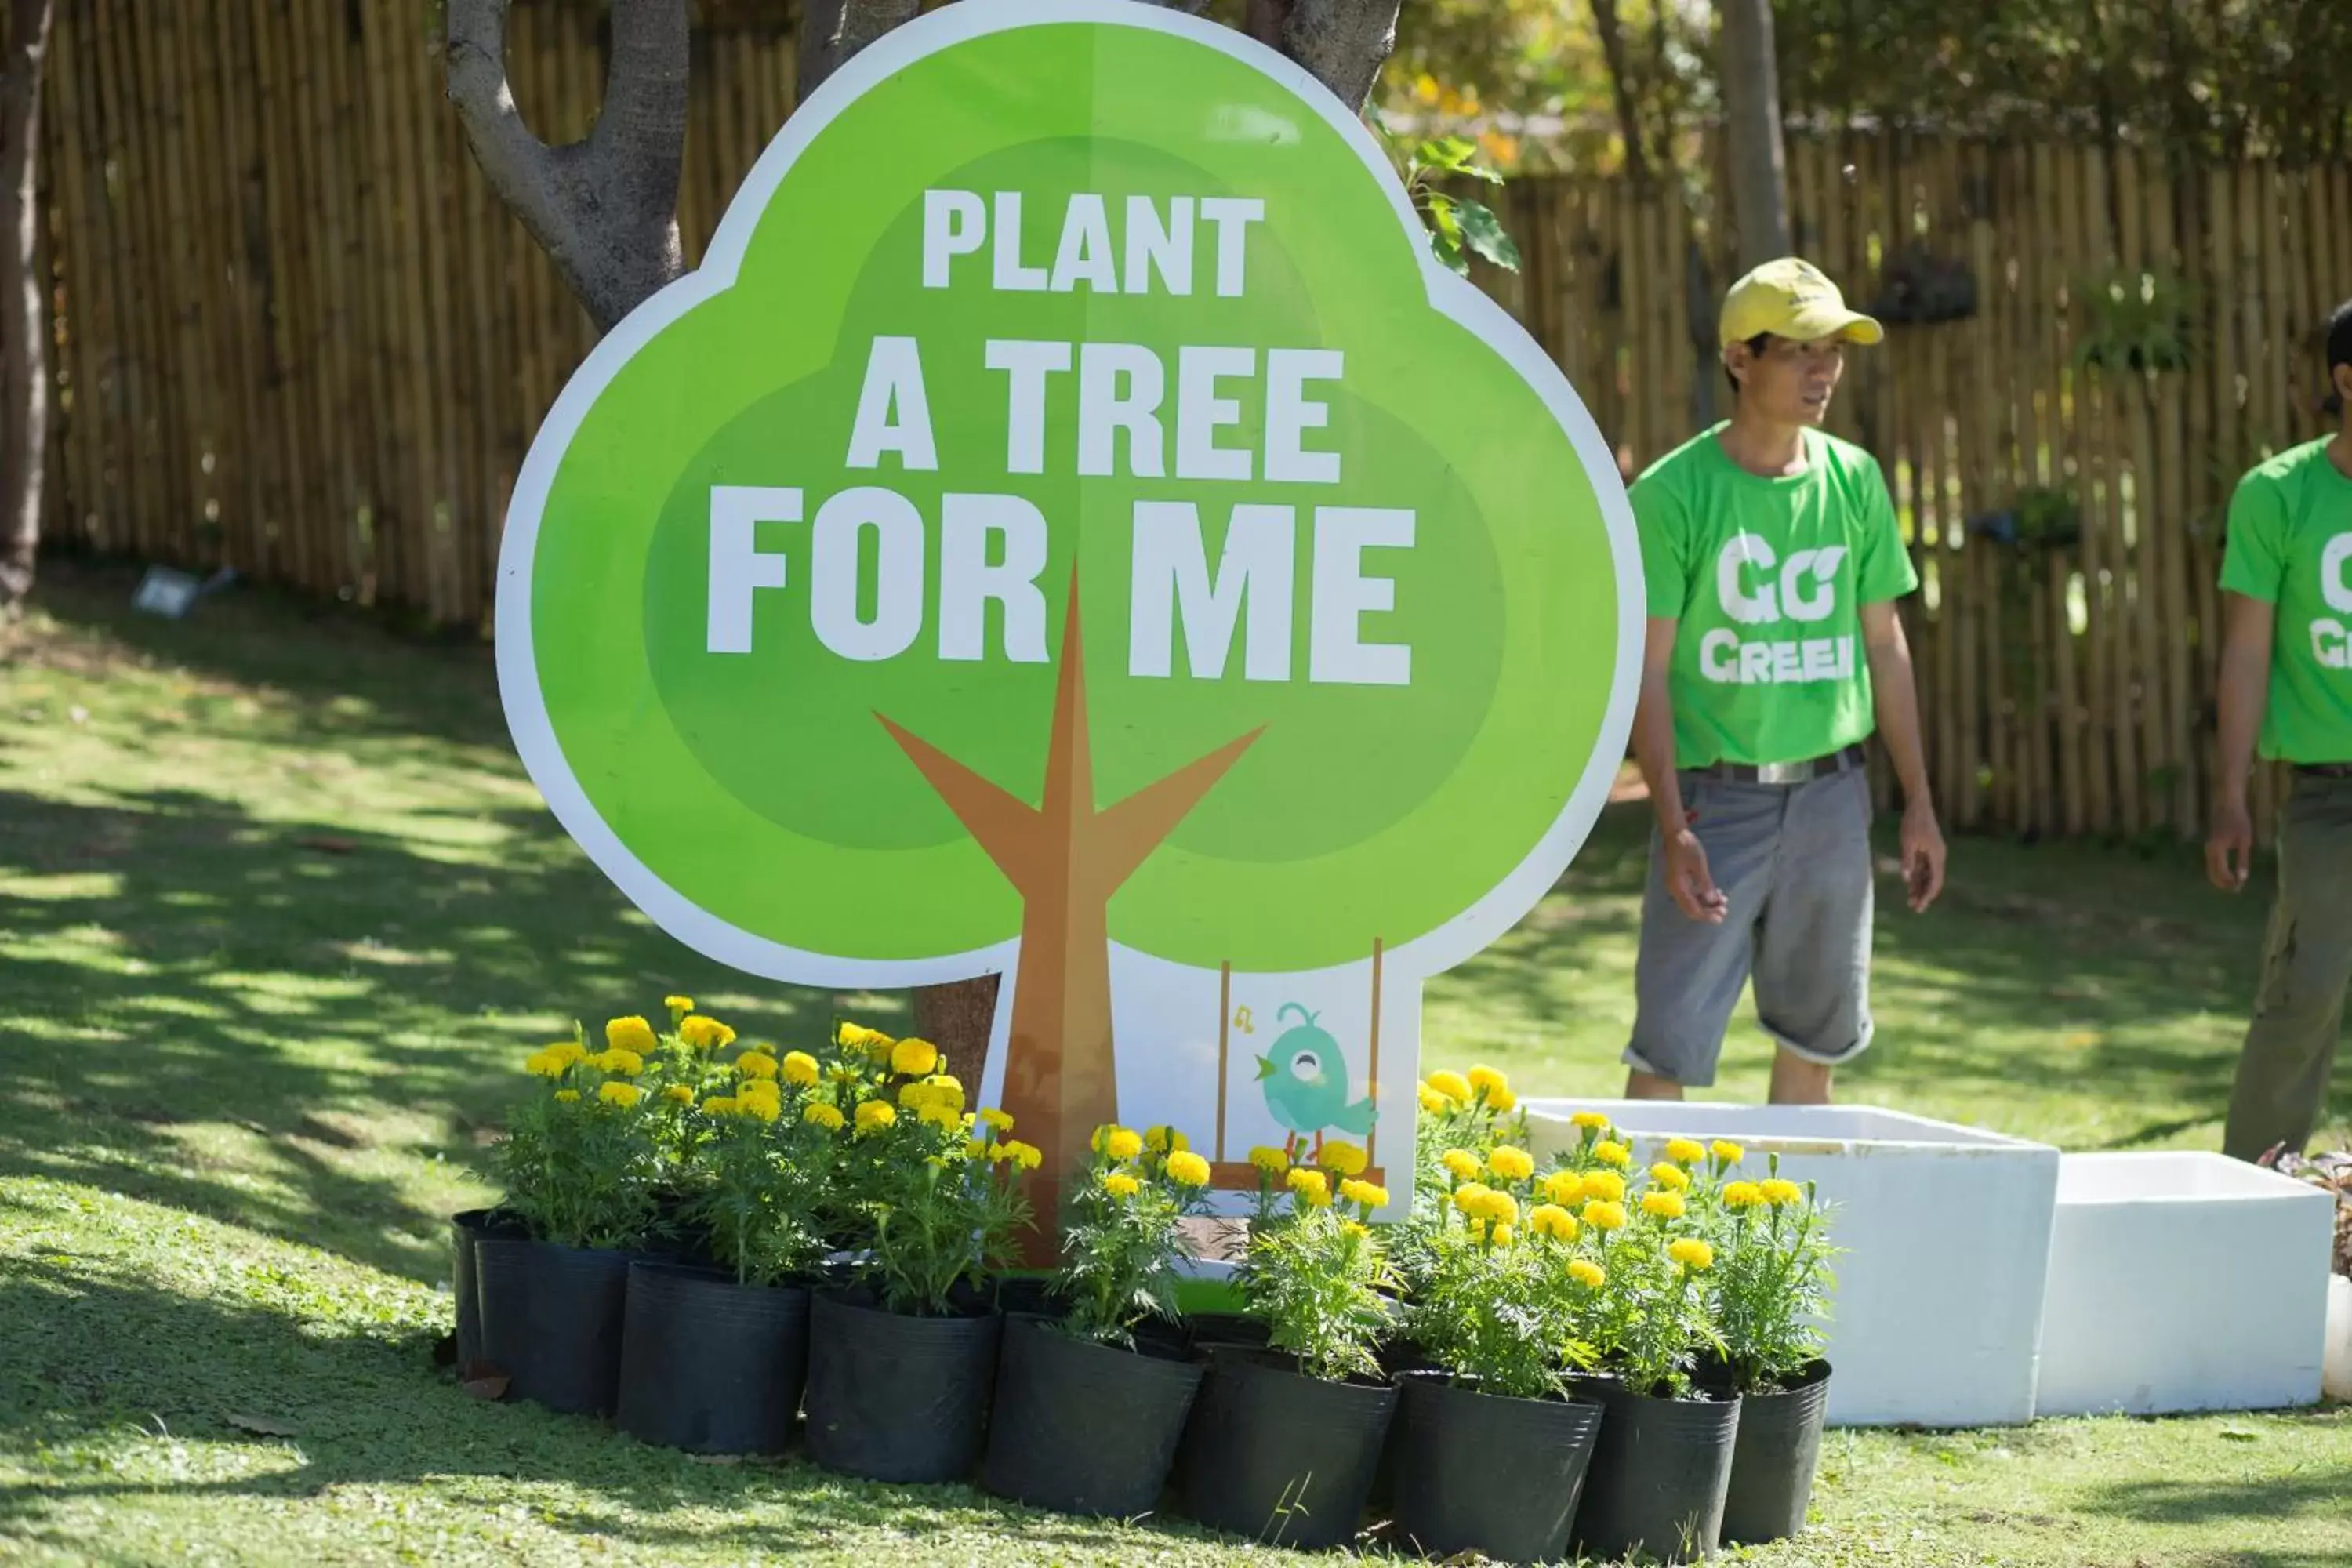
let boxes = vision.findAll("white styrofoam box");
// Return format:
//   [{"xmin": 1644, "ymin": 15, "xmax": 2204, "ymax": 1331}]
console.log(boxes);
[
  {"xmin": 2038, "ymin": 1152, "xmax": 2334, "ymax": 1417},
  {"xmin": 1525, "ymin": 1100, "xmax": 2060, "ymax": 1428},
  {"xmin": 2325, "ymin": 1276, "xmax": 2352, "ymax": 1403}
]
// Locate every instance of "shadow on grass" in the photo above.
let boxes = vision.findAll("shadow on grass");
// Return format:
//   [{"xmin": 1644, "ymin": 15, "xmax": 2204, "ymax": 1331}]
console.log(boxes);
[
  {"xmin": 2077, "ymin": 1465, "xmax": 2352, "ymax": 1528},
  {"xmin": 0, "ymin": 782, "xmax": 888, "ymax": 1283},
  {"xmin": 0, "ymin": 1251, "xmax": 1253, "ymax": 1561}
]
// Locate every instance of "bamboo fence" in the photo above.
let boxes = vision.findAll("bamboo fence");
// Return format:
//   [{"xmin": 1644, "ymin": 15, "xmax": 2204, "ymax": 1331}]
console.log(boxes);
[{"xmin": 34, "ymin": 2, "xmax": 2352, "ymax": 840}]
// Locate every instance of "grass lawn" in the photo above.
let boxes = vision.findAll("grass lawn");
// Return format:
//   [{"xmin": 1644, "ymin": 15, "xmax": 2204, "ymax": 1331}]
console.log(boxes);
[{"xmin": 2, "ymin": 559, "xmax": 2347, "ymax": 1566}]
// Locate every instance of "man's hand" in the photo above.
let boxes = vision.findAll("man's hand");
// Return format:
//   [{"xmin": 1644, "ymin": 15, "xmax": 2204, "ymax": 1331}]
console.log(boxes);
[
  {"xmin": 1900, "ymin": 800, "xmax": 1946, "ymax": 913},
  {"xmin": 1663, "ymin": 827, "xmax": 1729, "ymax": 923},
  {"xmin": 2206, "ymin": 794, "xmax": 2255, "ymax": 891}
]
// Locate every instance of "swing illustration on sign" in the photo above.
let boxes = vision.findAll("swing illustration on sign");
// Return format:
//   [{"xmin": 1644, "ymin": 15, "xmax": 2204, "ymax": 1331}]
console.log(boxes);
[{"xmin": 495, "ymin": 0, "xmax": 1642, "ymax": 1226}]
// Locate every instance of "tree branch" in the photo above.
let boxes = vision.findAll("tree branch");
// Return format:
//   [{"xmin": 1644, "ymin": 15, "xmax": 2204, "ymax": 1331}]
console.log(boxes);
[
  {"xmin": 1279, "ymin": 0, "xmax": 1400, "ymax": 113},
  {"xmin": 797, "ymin": 0, "xmax": 921, "ymax": 102},
  {"xmin": 448, "ymin": 0, "xmax": 688, "ymax": 335},
  {"xmin": 875, "ymin": 713, "xmax": 1047, "ymax": 898}
]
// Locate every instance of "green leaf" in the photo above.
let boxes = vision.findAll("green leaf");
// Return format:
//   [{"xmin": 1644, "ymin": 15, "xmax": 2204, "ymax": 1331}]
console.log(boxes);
[
  {"xmin": 1424, "ymin": 191, "xmax": 1464, "ymax": 243},
  {"xmin": 1363, "ymin": 103, "xmax": 1392, "ymax": 137},
  {"xmin": 1428, "ymin": 232, "xmax": 1471, "ymax": 277},
  {"xmin": 1425, "ymin": 135, "xmax": 1479, "ymax": 169},
  {"xmin": 1454, "ymin": 198, "xmax": 1523, "ymax": 274}
]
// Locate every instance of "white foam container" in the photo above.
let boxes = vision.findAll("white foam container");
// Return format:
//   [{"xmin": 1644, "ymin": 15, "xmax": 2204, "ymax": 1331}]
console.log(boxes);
[
  {"xmin": 2036, "ymin": 1152, "xmax": 2335, "ymax": 1417},
  {"xmin": 1525, "ymin": 1100, "xmax": 2060, "ymax": 1428}
]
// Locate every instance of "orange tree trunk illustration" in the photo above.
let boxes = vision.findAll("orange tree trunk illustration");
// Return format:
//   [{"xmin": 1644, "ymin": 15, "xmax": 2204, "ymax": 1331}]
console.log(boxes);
[{"xmin": 878, "ymin": 577, "xmax": 1259, "ymax": 1252}]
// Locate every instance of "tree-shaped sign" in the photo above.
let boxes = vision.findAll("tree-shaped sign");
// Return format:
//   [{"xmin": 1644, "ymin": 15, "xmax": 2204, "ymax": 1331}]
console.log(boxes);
[{"xmin": 498, "ymin": 1, "xmax": 1641, "ymax": 1221}]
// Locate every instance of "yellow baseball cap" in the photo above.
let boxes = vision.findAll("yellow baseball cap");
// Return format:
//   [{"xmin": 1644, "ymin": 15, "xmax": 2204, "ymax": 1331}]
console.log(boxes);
[{"xmin": 1719, "ymin": 257, "xmax": 1883, "ymax": 349}]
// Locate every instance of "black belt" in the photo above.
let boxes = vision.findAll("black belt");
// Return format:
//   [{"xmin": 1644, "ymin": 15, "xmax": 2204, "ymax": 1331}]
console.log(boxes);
[
  {"xmin": 2296, "ymin": 763, "xmax": 2352, "ymax": 779},
  {"xmin": 1694, "ymin": 743, "xmax": 1869, "ymax": 786}
]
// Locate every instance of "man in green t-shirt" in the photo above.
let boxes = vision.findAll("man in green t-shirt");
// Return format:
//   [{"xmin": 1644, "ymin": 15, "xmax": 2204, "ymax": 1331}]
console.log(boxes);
[
  {"xmin": 2207, "ymin": 298, "xmax": 2352, "ymax": 1161},
  {"xmin": 1623, "ymin": 258, "xmax": 1947, "ymax": 1105}
]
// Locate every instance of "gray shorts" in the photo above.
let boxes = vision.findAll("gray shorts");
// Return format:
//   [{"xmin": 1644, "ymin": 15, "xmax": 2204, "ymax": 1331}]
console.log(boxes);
[{"xmin": 1624, "ymin": 766, "xmax": 1875, "ymax": 1087}]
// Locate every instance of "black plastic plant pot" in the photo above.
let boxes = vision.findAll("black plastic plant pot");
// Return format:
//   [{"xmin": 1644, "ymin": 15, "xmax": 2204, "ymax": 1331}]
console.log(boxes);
[
  {"xmin": 1570, "ymin": 1379, "xmax": 1742, "ymax": 1564},
  {"xmin": 614, "ymin": 1261, "xmax": 810, "ymax": 1454},
  {"xmin": 473, "ymin": 1235, "xmax": 633, "ymax": 1417},
  {"xmin": 980, "ymin": 1313, "xmax": 1206, "ymax": 1516},
  {"xmin": 802, "ymin": 1289, "xmax": 1001, "ymax": 1484},
  {"xmin": 448, "ymin": 1208, "xmax": 520, "ymax": 1371},
  {"xmin": 1184, "ymin": 1312, "xmax": 1271, "ymax": 1356},
  {"xmin": 1387, "ymin": 1372, "xmax": 1604, "ymax": 1566},
  {"xmin": 1175, "ymin": 1349, "xmax": 1398, "ymax": 1552},
  {"xmin": 1720, "ymin": 1360, "xmax": 1832, "ymax": 1545}
]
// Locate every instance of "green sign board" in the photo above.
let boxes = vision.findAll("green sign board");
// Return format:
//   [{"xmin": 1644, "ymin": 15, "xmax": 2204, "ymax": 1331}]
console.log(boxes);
[{"xmin": 498, "ymin": 0, "xmax": 1641, "ymax": 1203}]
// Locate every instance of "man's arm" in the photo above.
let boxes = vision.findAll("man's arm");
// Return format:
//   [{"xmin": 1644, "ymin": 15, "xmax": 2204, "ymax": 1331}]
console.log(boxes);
[
  {"xmin": 2206, "ymin": 591, "xmax": 2274, "ymax": 891},
  {"xmin": 1632, "ymin": 616, "xmax": 1727, "ymax": 923},
  {"xmin": 1860, "ymin": 601, "xmax": 1945, "ymax": 911}
]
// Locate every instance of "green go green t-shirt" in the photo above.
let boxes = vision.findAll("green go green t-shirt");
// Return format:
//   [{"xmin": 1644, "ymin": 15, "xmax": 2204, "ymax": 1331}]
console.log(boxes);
[
  {"xmin": 1633, "ymin": 425, "xmax": 1919, "ymax": 768},
  {"xmin": 2217, "ymin": 437, "xmax": 2352, "ymax": 764}
]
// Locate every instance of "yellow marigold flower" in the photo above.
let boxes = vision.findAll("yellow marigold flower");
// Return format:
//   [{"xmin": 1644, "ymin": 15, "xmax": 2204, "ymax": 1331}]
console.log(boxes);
[
  {"xmin": 1417, "ymin": 1084, "xmax": 1450, "ymax": 1115},
  {"xmin": 918, "ymin": 1102, "xmax": 961, "ymax": 1131},
  {"xmin": 1541, "ymin": 1169, "xmax": 1585, "ymax": 1206},
  {"xmin": 1451, "ymin": 1181, "xmax": 1494, "ymax": 1215},
  {"xmin": 834, "ymin": 1021, "xmax": 876, "ymax": 1050},
  {"xmin": 1581, "ymin": 1170, "xmax": 1626, "ymax": 1203},
  {"xmin": 855, "ymin": 1099, "xmax": 896, "ymax": 1134},
  {"xmin": 593, "ymin": 1047, "xmax": 644, "ymax": 1077},
  {"xmin": 739, "ymin": 1093, "xmax": 780, "ymax": 1123},
  {"xmin": 1003, "ymin": 1139, "xmax": 1043, "ymax": 1171},
  {"xmin": 663, "ymin": 994, "xmax": 694, "ymax": 1014},
  {"xmin": 1102, "ymin": 1127, "xmax": 1144, "ymax": 1162},
  {"xmin": 1167, "ymin": 1150, "xmax": 1212, "ymax": 1187},
  {"xmin": 1650, "ymin": 1162, "xmax": 1692, "ymax": 1192},
  {"xmin": 1102, "ymin": 1171, "xmax": 1142, "ymax": 1199},
  {"xmin": 1322, "ymin": 1141, "xmax": 1368, "ymax": 1178},
  {"xmin": 524, "ymin": 1049, "xmax": 567, "ymax": 1079},
  {"xmin": 1570, "ymin": 1110, "xmax": 1612, "ymax": 1131},
  {"xmin": 1711, "ymin": 1139, "xmax": 1745, "ymax": 1166},
  {"xmin": 1488, "ymin": 1221, "xmax": 1515, "ymax": 1247},
  {"xmin": 979, "ymin": 1107, "xmax": 1015, "ymax": 1134},
  {"xmin": 1286, "ymin": 1167, "xmax": 1332, "ymax": 1207},
  {"xmin": 1486, "ymin": 1085, "xmax": 1518, "ymax": 1113},
  {"xmin": 1487, "ymin": 1145, "xmax": 1535, "ymax": 1182},
  {"xmin": 1569, "ymin": 1258, "xmax": 1607, "ymax": 1289},
  {"xmin": 1341, "ymin": 1220, "xmax": 1370, "ymax": 1239},
  {"xmin": 1528, "ymin": 1203, "xmax": 1578, "ymax": 1240},
  {"xmin": 1475, "ymin": 1190, "xmax": 1520, "ymax": 1226},
  {"xmin": 1593, "ymin": 1139, "xmax": 1632, "ymax": 1169},
  {"xmin": 1583, "ymin": 1199, "xmax": 1628, "ymax": 1231},
  {"xmin": 1145, "ymin": 1125, "xmax": 1189, "ymax": 1154},
  {"xmin": 1761, "ymin": 1178, "xmax": 1804, "ymax": 1207},
  {"xmin": 923, "ymin": 1073, "xmax": 966, "ymax": 1114},
  {"xmin": 1664, "ymin": 1138, "xmax": 1708, "ymax": 1166},
  {"xmin": 554, "ymin": 1089, "xmax": 580, "ymax": 1103},
  {"xmin": 1427, "ymin": 1069, "xmax": 1472, "ymax": 1105},
  {"xmin": 897, "ymin": 1081, "xmax": 936, "ymax": 1113},
  {"xmin": 663, "ymin": 1084, "xmax": 696, "ymax": 1105},
  {"xmin": 804, "ymin": 1102, "xmax": 844, "ymax": 1131},
  {"xmin": 702, "ymin": 1094, "xmax": 737, "ymax": 1116},
  {"xmin": 1338, "ymin": 1178, "xmax": 1389, "ymax": 1209},
  {"xmin": 964, "ymin": 1138, "xmax": 991, "ymax": 1160},
  {"xmin": 680, "ymin": 1014, "xmax": 737, "ymax": 1051},
  {"xmin": 1669, "ymin": 1237, "xmax": 1715, "ymax": 1271},
  {"xmin": 1441, "ymin": 1149, "xmax": 1483, "ymax": 1184},
  {"xmin": 1642, "ymin": 1189, "xmax": 1686, "ymax": 1219},
  {"xmin": 605, "ymin": 1016, "xmax": 657, "ymax": 1054},
  {"xmin": 781, "ymin": 1051, "xmax": 821, "ymax": 1087},
  {"xmin": 889, "ymin": 1036, "xmax": 939, "ymax": 1077},
  {"xmin": 737, "ymin": 1074, "xmax": 780, "ymax": 1102},
  {"xmin": 1249, "ymin": 1145, "xmax": 1291, "ymax": 1174},
  {"xmin": 1467, "ymin": 1064, "xmax": 1508, "ymax": 1096},
  {"xmin": 1722, "ymin": 1180, "xmax": 1765, "ymax": 1208},
  {"xmin": 735, "ymin": 1050, "xmax": 779, "ymax": 1080}
]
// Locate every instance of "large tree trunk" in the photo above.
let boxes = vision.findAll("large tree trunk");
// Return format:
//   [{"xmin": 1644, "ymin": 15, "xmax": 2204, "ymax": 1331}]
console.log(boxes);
[
  {"xmin": 1716, "ymin": 0, "xmax": 1791, "ymax": 270},
  {"xmin": 0, "ymin": 0, "xmax": 52, "ymax": 617},
  {"xmin": 452, "ymin": 0, "xmax": 1403, "ymax": 1103}
]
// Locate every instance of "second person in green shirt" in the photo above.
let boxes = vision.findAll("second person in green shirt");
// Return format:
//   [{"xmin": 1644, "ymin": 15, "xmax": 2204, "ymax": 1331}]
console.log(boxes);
[{"xmin": 1624, "ymin": 258, "xmax": 1947, "ymax": 1105}]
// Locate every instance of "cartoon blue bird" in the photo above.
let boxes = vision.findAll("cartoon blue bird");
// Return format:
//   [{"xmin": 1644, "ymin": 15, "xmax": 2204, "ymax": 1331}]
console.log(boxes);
[{"xmin": 1254, "ymin": 1004, "xmax": 1377, "ymax": 1156}]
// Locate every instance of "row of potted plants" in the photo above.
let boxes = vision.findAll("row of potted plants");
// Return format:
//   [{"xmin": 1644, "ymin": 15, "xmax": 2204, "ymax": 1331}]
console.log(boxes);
[{"xmin": 450, "ymin": 1001, "xmax": 1836, "ymax": 1565}]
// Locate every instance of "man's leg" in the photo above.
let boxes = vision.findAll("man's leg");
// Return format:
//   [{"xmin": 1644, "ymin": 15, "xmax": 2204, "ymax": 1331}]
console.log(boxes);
[
  {"xmin": 1752, "ymin": 768, "xmax": 1876, "ymax": 1105},
  {"xmin": 2223, "ymin": 776, "xmax": 2352, "ymax": 1161},
  {"xmin": 1624, "ymin": 775, "xmax": 1780, "ymax": 1099}
]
